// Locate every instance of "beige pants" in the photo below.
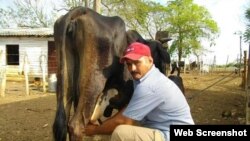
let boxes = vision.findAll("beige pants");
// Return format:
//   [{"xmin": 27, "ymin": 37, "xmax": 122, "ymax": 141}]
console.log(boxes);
[{"xmin": 110, "ymin": 125, "xmax": 165, "ymax": 141}]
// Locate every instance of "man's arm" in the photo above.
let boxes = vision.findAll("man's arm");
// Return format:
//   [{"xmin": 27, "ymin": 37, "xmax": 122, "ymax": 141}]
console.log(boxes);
[{"xmin": 85, "ymin": 107, "xmax": 136, "ymax": 136}]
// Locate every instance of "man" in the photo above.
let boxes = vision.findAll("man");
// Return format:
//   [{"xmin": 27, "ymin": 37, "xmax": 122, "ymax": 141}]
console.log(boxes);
[{"xmin": 85, "ymin": 42, "xmax": 194, "ymax": 141}]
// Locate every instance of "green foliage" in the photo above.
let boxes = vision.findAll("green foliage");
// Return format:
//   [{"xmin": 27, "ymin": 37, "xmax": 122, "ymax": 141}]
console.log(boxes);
[
  {"xmin": 244, "ymin": 6, "xmax": 250, "ymax": 42},
  {"xmin": 165, "ymin": 0, "xmax": 219, "ymax": 61},
  {"xmin": 102, "ymin": 0, "xmax": 219, "ymax": 60},
  {"xmin": 103, "ymin": 0, "xmax": 168, "ymax": 38},
  {"xmin": 226, "ymin": 62, "xmax": 237, "ymax": 68}
]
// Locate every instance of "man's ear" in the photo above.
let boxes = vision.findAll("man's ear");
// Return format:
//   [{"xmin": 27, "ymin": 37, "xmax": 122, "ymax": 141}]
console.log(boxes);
[{"xmin": 149, "ymin": 56, "xmax": 153, "ymax": 63}]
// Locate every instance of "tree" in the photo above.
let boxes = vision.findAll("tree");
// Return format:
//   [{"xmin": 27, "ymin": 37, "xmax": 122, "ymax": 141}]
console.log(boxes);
[
  {"xmin": 94, "ymin": 0, "xmax": 101, "ymax": 12},
  {"xmin": 0, "ymin": 0, "xmax": 57, "ymax": 28},
  {"xmin": 244, "ymin": 5, "xmax": 250, "ymax": 42},
  {"xmin": 101, "ymin": 0, "xmax": 167, "ymax": 39},
  {"xmin": 0, "ymin": 0, "xmax": 94, "ymax": 28},
  {"xmin": 101, "ymin": 0, "xmax": 219, "ymax": 61},
  {"xmin": 165, "ymin": 0, "xmax": 219, "ymax": 61}
]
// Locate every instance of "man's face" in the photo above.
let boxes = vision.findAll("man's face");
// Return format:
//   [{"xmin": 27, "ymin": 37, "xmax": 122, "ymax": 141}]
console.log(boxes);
[{"xmin": 125, "ymin": 56, "xmax": 153, "ymax": 80}]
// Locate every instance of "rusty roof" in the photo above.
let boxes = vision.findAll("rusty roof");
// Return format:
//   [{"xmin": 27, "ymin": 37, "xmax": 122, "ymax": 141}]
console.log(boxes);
[{"xmin": 0, "ymin": 28, "xmax": 53, "ymax": 37}]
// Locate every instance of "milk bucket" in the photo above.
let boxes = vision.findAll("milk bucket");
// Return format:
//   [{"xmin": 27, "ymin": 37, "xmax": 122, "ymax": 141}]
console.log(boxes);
[{"xmin": 48, "ymin": 73, "xmax": 57, "ymax": 92}]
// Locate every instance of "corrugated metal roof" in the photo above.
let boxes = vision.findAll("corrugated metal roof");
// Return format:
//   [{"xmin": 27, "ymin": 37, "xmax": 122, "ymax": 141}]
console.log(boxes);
[{"xmin": 0, "ymin": 28, "xmax": 53, "ymax": 37}]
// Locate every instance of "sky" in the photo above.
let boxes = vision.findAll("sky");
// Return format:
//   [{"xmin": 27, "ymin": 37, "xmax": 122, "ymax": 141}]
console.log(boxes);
[
  {"xmin": 1, "ymin": 0, "xmax": 250, "ymax": 65},
  {"xmin": 192, "ymin": 0, "xmax": 249, "ymax": 65}
]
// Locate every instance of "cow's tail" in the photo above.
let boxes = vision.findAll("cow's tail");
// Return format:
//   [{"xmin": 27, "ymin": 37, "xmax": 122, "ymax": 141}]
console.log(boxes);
[
  {"xmin": 53, "ymin": 15, "xmax": 68, "ymax": 141},
  {"xmin": 53, "ymin": 98, "xmax": 67, "ymax": 141}
]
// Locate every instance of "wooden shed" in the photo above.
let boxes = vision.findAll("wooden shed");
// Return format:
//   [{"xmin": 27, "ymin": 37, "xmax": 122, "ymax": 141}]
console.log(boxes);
[{"xmin": 0, "ymin": 28, "xmax": 57, "ymax": 78}]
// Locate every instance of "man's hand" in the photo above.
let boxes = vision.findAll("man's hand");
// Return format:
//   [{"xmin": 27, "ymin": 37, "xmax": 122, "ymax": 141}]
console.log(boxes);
[
  {"xmin": 84, "ymin": 123, "xmax": 99, "ymax": 136},
  {"xmin": 84, "ymin": 107, "xmax": 134, "ymax": 136}
]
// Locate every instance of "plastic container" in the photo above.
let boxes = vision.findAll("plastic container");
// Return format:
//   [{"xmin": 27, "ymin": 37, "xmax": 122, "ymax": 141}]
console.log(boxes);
[{"xmin": 48, "ymin": 73, "xmax": 57, "ymax": 92}]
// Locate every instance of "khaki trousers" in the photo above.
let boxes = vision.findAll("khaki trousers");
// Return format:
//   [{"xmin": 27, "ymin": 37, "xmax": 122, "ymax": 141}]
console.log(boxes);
[{"xmin": 110, "ymin": 125, "xmax": 165, "ymax": 141}]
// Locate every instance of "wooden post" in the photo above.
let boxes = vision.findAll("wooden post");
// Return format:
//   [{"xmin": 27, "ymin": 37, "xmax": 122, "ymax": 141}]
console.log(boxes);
[
  {"xmin": 0, "ymin": 67, "xmax": 6, "ymax": 97},
  {"xmin": 239, "ymin": 35, "xmax": 242, "ymax": 76},
  {"xmin": 0, "ymin": 50, "xmax": 6, "ymax": 97},
  {"xmin": 243, "ymin": 51, "xmax": 247, "ymax": 90},
  {"xmin": 183, "ymin": 61, "xmax": 186, "ymax": 74},
  {"xmin": 246, "ymin": 44, "xmax": 250, "ymax": 124},
  {"xmin": 224, "ymin": 55, "xmax": 229, "ymax": 72},
  {"xmin": 24, "ymin": 54, "xmax": 29, "ymax": 96},
  {"xmin": 40, "ymin": 55, "xmax": 47, "ymax": 93}
]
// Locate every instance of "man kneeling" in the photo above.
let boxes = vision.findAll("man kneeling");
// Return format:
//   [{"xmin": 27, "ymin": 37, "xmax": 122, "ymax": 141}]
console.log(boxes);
[{"xmin": 84, "ymin": 42, "xmax": 194, "ymax": 141}]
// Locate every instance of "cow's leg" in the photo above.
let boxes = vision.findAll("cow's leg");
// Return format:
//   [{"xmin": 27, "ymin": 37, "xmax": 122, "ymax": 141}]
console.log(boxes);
[
  {"xmin": 68, "ymin": 67, "xmax": 106, "ymax": 141},
  {"xmin": 64, "ymin": 47, "xmax": 77, "ymax": 140}
]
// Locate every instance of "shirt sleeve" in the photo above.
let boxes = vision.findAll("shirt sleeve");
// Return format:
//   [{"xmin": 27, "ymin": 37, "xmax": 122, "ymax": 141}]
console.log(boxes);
[{"xmin": 123, "ymin": 86, "xmax": 164, "ymax": 121}]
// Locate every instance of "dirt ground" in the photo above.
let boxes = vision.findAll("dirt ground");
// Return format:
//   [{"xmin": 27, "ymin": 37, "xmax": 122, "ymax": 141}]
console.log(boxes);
[{"xmin": 0, "ymin": 70, "xmax": 246, "ymax": 141}]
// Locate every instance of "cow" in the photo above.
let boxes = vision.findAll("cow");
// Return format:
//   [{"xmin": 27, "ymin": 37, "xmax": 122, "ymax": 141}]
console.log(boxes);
[
  {"xmin": 52, "ymin": 6, "xmax": 132, "ymax": 141},
  {"xmin": 189, "ymin": 61, "xmax": 198, "ymax": 70},
  {"xmin": 200, "ymin": 64, "xmax": 210, "ymax": 74},
  {"xmin": 168, "ymin": 64, "xmax": 185, "ymax": 95},
  {"xmin": 170, "ymin": 61, "xmax": 180, "ymax": 75},
  {"xmin": 168, "ymin": 61, "xmax": 185, "ymax": 94},
  {"xmin": 90, "ymin": 88, "xmax": 118, "ymax": 124}
]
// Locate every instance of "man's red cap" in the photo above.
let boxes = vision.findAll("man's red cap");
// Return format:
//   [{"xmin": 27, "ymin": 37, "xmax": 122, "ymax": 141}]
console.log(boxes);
[{"xmin": 120, "ymin": 42, "xmax": 151, "ymax": 63}]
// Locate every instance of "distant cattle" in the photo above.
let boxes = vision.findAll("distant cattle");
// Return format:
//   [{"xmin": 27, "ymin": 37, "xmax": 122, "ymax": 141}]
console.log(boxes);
[
  {"xmin": 170, "ymin": 61, "xmax": 185, "ymax": 74},
  {"xmin": 170, "ymin": 61, "xmax": 180, "ymax": 75},
  {"xmin": 201, "ymin": 64, "xmax": 210, "ymax": 74},
  {"xmin": 189, "ymin": 61, "xmax": 198, "ymax": 70},
  {"xmin": 53, "ymin": 7, "xmax": 132, "ymax": 141}
]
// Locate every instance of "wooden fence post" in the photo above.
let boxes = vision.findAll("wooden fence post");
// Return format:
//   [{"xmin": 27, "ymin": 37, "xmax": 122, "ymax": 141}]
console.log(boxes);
[
  {"xmin": 246, "ymin": 44, "xmax": 250, "ymax": 124},
  {"xmin": 24, "ymin": 54, "xmax": 29, "ymax": 96},
  {"xmin": 40, "ymin": 54, "xmax": 47, "ymax": 93},
  {"xmin": 0, "ymin": 67, "xmax": 6, "ymax": 97},
  {"xmin": 0, "ymin": 50, "xmax": 5, "ymax": 97},
  {"xmin": 243, "ymin": 51, "xmax": 247, "ymax": 90}
]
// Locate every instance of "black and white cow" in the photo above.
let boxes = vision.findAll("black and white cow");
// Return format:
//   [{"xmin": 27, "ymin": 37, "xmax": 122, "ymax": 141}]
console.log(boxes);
[{"xmin": 53, "ymin": 7, "xmax": 131, "ymax": 141}]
